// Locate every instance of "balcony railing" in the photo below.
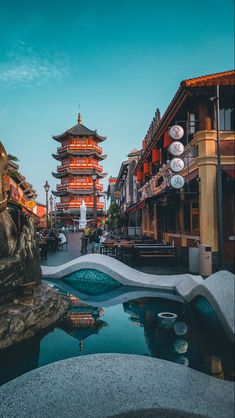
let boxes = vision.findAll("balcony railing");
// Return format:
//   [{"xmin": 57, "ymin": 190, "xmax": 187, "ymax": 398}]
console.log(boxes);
[
  {"xmin": 57, "ymin": 163, "xmax": 103, "ymax": 172},
  {"xmin": 57, "ymin": 183, "xmax": 103, "ymax": 191},
  {"xmin": 57, "ymin": 141, "xmax": 102, "ymax": 154},
  {"xmin": 57, "ymin": 202, "xmax": 104, "ymax": 209}
]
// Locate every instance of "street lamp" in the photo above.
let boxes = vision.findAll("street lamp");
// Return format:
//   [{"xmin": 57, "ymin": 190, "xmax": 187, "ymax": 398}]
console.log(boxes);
[
  {"xmin": 91, "ymin": 168, "xmax": 98, "ymax": 225},
  {"xmin": 53, "ymin": 196, "xmax": 57, "ymax": 229},
  {"xmin": 43, "ymin": 180, "xmax": 50, "ymax": 228},
  {"xmin": 49, "ymin": 195, "xmax": 53, "ymax": 229}
]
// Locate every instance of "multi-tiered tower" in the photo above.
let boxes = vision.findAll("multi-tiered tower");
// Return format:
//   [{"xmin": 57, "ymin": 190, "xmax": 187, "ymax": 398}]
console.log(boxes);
[{"xmin": 52, "ymin": 114, "xmax": 106, "ymax": 219}]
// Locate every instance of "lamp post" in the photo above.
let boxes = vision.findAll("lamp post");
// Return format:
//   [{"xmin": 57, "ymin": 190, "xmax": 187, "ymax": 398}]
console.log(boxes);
[
  {"xmin": 43, "ymin": 181, "xmax": 50, "ymax": 228},
  {"xmin": 91, "ymin": 168, "xmax": 98, "ymax": 225},
  {"xmin": 49, "ymin": 195, "xmax": 53, "ymax": 229},
  {"xmin": 54, "ymin": 196, "xmax": 57, "ymax": 229}
]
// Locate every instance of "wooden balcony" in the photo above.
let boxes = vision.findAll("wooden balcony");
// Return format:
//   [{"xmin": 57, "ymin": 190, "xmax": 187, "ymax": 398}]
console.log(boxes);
[
  {"xmin": 57, "ymin": 141, "xmax": 102, "ymax": 154},
  {"xmin": 57, "ymin": 163, "xmax": 103, "ymax": 173},
  {"xmin": 57, "ymin": 202, "xmax": 104, "ymax": 209},
  {"xmin": 57, "ymin": 182, "xmax": 103, "ymax": 191}
]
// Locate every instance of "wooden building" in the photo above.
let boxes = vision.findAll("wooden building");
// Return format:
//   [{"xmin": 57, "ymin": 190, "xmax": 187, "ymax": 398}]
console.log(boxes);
[
  {"xmin": 52, "ymin": 113, "xmax": 107, "ymax": 220},
  {"xmin": 134, "ymin": 70, "xmax": 235, "ymax": 267}
]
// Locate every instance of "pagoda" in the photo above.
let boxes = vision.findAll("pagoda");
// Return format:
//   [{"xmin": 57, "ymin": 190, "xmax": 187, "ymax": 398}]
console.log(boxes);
[{"xmin": 52, "ymin": 113, "xmax": 106, "ymax": 218}]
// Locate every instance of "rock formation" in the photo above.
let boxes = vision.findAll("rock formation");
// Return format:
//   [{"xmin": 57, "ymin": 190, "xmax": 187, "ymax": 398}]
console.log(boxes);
[{"xmin": 0, "ymin": 141, "xmax": 67, "ymax": 349}]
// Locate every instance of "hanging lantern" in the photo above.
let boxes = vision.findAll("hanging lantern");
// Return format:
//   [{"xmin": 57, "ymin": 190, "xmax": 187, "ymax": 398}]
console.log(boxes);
[
  {"xmin": 164, "ymin": 130, "xmax": 172, "ymax": 149},
  {"xmin": 152, "ymin": 148, "xmax": 160, "ymax": 164},
  {"xmin": 136, "ymin": 170, "xmax": 143, "ymax": 182},
  {"xmin": 143, "ymin": 161, "xmax": 150, "ymax": 175}
]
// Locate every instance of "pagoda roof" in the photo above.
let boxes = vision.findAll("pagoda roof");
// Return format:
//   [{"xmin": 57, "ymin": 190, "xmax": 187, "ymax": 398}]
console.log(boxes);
[
  {"xmin": 52, "ymin": 189, "xmax": 105, "ymax": 197},
  {"xmin": 53, "ymin": 116, "xmax": 106, "ymax": 143},
  {"xmin": 52, "ymin": 150, "xmax": 107, "ymax": 161},
  {"xmin": 52, "ymin": 169, "xmax": 107, "ymax": 179}
]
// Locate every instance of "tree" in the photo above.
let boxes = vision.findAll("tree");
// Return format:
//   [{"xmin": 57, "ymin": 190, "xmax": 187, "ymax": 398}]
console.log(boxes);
[
  {"xmin": 106, "ymin": 202, "xmax": 122, "ymax": 232},
  {"xmin": 8, "ymin": 154, "xmax": 19, "ymax": 162}
]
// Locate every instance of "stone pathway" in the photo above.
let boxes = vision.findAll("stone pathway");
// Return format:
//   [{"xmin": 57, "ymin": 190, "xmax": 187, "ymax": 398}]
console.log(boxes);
[
  {"xmin": 41, "ymin": 233, "xmax": 189, "ymax": 275},
  {"xmin": 41, "ymin": 232, "xmax": 83, "ymax": 266}
]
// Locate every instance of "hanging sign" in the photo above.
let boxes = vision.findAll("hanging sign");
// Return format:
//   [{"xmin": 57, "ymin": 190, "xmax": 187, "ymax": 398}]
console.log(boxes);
[
  {"xmin": 170, "ymin": 175, "xmax": 185, "ymax": 189},
  {"xmin": 170, "ymin": 158, "xmax": 185, "ymax": 173},
  {"xmin": 26, "ymin": 200, "xmax": 37, "ymax": 209},
  {"xmin": 169, "ymin": 141, "xmax": 184, "ymax": 156},
  {"xmin": 169, "ymin": 125, "xmax": 184, "ymax": 140}
]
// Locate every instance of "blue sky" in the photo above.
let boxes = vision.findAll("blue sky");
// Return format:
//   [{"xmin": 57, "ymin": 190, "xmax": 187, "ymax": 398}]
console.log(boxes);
[{"xmin": 0, "ymin": 0, "xmax": 234, "ymax": 202}]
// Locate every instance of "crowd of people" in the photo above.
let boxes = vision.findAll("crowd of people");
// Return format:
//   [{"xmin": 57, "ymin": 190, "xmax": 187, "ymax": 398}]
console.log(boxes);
[
  {"xmin": 36, "ymin": 228, "xmax": 67, "ymax": 260},
  {"xmin": 36, "ymin": 223, "xmax": 109, "ymax": 260},
  {"xmin": 81, "ymin": 224, "xmax": 109, "ymax": 254}
]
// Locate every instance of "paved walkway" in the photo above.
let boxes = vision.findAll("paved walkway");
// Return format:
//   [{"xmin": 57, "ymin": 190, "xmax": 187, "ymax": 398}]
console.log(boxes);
[
  {"xmin": 41, "ymin": 232, "xmax": 82, "ymax": 266},
  {"xmin": 41, "ymin": 233, "xmax": 189, "ymax": 274}
]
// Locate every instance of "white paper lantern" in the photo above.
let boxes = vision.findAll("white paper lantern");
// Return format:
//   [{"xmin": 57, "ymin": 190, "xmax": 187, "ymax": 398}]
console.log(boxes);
[
  {"xmin": 170, "ymin": 175, "xmax": 185, "ymax": 189},
  {"xmin": 170, "ymin": 158, "xmax": 185, "ymax": 173},
  {"xmin": 169, "ymin": 125, "xmax": 184, "ymax": 140},
  {"xmin": 169, "ymin": 141, "xmax": 184, "ymax": 156}
]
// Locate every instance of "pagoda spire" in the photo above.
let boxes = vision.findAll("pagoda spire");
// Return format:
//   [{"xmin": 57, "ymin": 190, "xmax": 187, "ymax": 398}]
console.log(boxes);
[{"xmin": 77, "ymin": 112, "xmax": 82, "ymax": 125}]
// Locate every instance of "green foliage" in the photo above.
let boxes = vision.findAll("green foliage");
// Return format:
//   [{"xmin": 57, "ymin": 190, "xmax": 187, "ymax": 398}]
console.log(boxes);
[
  {"xmin": 8, "ymin": 154, "xmax": 19, "ymax": 162},
  {"xmin": 106, "ymin": 202, "xmax": 122, "ymax": 231}
]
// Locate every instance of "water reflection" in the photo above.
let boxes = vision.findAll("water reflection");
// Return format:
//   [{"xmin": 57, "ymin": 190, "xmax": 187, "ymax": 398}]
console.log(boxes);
[
  {"xmin": 0, "ymin": 288, "xmax": 234, "ymax": 386},
  {"xmin": 59, "ymin": 294, "xmax": 107, "ymax": 353},
  {"xmin": 122, "ymin": 297, "xmax": 234, "ymax": 380}
]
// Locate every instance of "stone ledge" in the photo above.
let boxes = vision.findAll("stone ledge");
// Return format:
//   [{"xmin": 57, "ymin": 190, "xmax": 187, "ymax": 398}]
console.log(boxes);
[
  {"xmin": 0, "ymin": 283, "xmax": 68, "ymax": 349},
  {"xmin": 0, "ymin": 354, "xmax": 234, "ymax": 418}
]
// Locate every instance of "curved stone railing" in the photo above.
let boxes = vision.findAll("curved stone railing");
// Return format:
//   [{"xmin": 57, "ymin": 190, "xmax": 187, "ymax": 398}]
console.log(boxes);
[
  {"xmin": 42, "ymin": 254, "xmax": 234, "ymax": 342},
  {"xmin": 0, "ymin": 354, "xmax": 234, "ymax": 418},
  {"xmin": 42, "ymin": 253, "xmax": 202, "ymax": 291},
  {"xmin": 176, "ymin": 270, "xmax": 235, "ymax": 342}
]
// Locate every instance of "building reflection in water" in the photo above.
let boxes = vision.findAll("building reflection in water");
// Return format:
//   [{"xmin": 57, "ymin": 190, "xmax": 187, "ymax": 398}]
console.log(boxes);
[
  {"xmin": 59, "ymin": 294, "xmax": 107, "ymax": 353},
  {"xmin": 123, "ymin": 297, "xmax": 234, "ymax": 380}
]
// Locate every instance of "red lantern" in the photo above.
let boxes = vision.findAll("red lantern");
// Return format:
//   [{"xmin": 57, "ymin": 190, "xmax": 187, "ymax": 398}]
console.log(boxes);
[
  {"xmin": 164, "ymin": 130, "xmax": 172, "ymax": 148},
  {"xmin": 152, "ymin": 148, "xmax": 160, "ymax": 163},
  {"xmin": 143, "ymin": 161, "xmax": 150, "ymax": 175},
  {"xmin": 136, "ymin": 170, "xmax": 143, "ymax": 182}
]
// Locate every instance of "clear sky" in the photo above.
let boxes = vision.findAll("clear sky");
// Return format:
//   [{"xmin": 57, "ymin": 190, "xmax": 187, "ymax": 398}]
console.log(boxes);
[{"xmin": 0, "ymin": 0, "xmax": 234, "ymax": 202}]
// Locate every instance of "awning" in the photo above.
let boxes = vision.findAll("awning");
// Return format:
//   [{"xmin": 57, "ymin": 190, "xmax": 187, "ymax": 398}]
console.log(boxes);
[
  {"xmin": 222, "ymin": 167, "xmax": 235, "ymax": 179},
  {"xmin": 126, "ymin": 201, "xmax": 146, "ymax": 213}
]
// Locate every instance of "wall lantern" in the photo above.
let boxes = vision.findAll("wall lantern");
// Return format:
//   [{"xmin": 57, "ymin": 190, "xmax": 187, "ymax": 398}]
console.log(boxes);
[{"xmin": 143, "ymin": 161, "xmax": 150, "ymax": 175}]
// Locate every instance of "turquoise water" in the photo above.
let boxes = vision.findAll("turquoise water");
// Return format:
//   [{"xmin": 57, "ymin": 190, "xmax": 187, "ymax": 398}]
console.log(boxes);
[
  {"xmin": 62, "ymin": 268, "xmax": 121, "ymax": 295},
  {"xmin": 0, "ymin": 281, "xmax": 234, "ymax": 385}
]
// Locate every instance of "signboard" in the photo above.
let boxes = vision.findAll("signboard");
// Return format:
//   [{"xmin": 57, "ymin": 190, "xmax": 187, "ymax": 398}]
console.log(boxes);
[
  {"xmin": 10, "ymin": 185, "xmax": 19, "ymax": 201},
  {"xmin": 170, "ymin": 175, "xmax": 185, "ymax": 189},
  {"xmin": 170, "ymin": 158, "xmax": 185, "ymax": 173},
  {"xmin": 168, "ymin": 141, "xmax": 184, "ymax": 156},
  {"xmin": 26, "ymin": 200, "xmax": 37, "ymax": 209},
  {"xmin": 169, "ymin": 125, "xmax": 184, "ymax": 140}
]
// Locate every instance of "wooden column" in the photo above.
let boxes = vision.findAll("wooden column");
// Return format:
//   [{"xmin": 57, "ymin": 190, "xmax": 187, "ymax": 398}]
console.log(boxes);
[
  {"xmin": 191, "ymin": 131, "xmax": 218, "ymax": 251},
  {"xmin": 154, "ymin": 202, "xmax": 157, "ymax": 240},
  {"xmin": 141, "ymin": 208, "xmax": 145, "ymax": 235},
  {"xmin": 146, "ymin": 203, "xmax": 150, "ymax": 236}
]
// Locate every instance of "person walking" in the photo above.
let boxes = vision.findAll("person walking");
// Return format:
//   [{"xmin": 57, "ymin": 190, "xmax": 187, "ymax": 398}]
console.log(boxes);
[
  {"xmin": 91, "ymin": 226, "xmax": 101, "ymax": 254},
  {"xmin": 82, "ymin": 225, "xmax": 91, "ymax": 253}
]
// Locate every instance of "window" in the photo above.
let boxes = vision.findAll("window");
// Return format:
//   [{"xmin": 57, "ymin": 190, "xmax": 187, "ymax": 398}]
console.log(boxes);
[
  {"xmin": 183, "ymin": 201, "xmax": 199, "ymax": 232},
  {"xmin": 188, "ymin": 113, "xmax": 196, "ymax": 134},
  {"xmin": 219, "ymin": 108, "xmax": 234, "ymax": 131}
]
